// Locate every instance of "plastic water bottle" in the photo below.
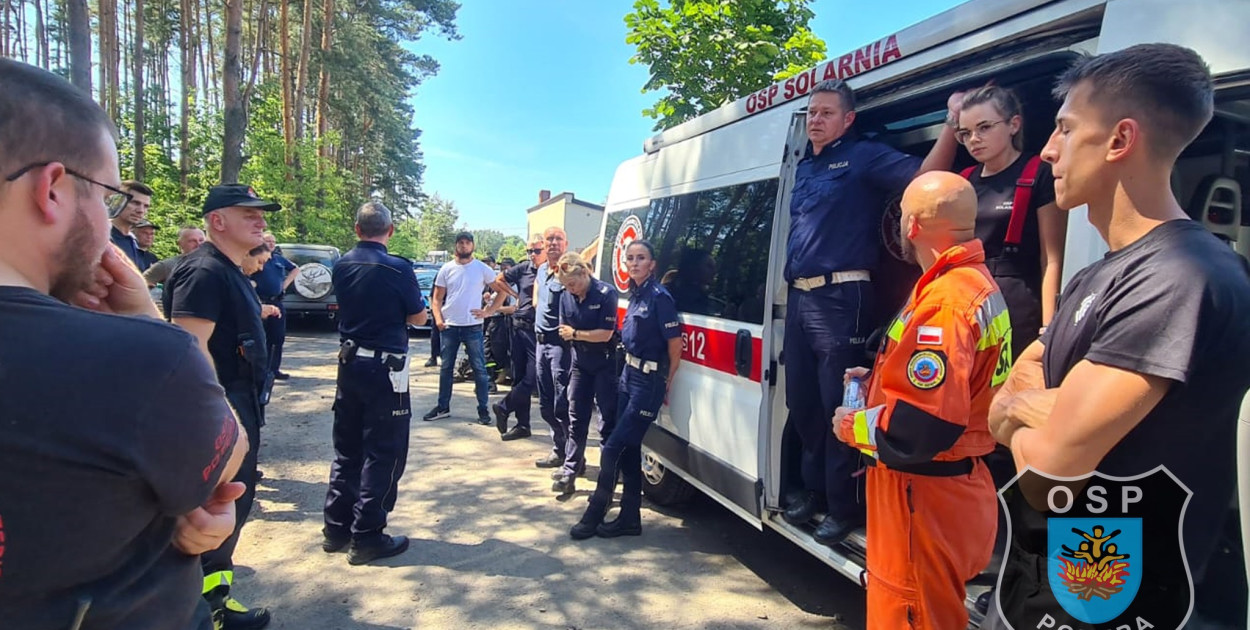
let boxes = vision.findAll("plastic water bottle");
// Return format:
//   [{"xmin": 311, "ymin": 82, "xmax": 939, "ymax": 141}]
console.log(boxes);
[{"xmin": 843, "ymin": 376, "xmax": 866, "ymax": 409}]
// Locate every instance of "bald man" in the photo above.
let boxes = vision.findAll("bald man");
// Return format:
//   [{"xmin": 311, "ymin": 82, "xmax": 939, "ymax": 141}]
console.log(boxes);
[{"xmin": 832, "ymin": 172, "xmax": 1012, "ymax": 629}]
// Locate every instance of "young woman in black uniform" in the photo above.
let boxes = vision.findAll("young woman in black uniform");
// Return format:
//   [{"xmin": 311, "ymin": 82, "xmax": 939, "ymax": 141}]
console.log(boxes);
[{"xmin": 956, "ymin": 85, "xmax": 1067, "ymax": 359}]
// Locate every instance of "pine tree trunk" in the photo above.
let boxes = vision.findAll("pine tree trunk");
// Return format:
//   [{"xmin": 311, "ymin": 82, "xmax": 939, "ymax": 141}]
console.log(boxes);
[
  {"xmin": 35, "ymin": 0, "xmax": 48, "ymax": 67},
  {"xmin": 279, "ymin": 0, "xmax": 293, "ymax": 167},
  {"xmin": 204, "ymin": 0, "xmax": 219, "ymax": 111},
  {"xmin": 66, "ymin": 0, "xmax": 90, "ymax": 92},
  {"xmin": 179, "ymin": 0, "xmax": 194, "ymax": 192},
  {"xmin": 221, "ymin": 0, "xmax": 244, "ymax": 183},
  {"xmin": 132, "ymin": 0, "xmax": 145, "ymax": 180},
  {"xmin": 292, "ymin": 0, "xmax": 311, "ymax": 140},
  {"xmin": 314, "ymin": 0, "xmax": 333, "ymax": 161}
]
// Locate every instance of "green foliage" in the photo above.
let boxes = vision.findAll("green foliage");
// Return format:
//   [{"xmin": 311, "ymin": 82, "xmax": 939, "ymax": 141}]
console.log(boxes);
[
  {"xmin": 387, "ymin": 194, "xmax": 459, "ymax": 261},
  {"xmin": 624, "ymin": 0, "xmax": 826, "ymax": 130},
  {"xmin": 496, "ymin": 236, "xmax": 527, "ymax": 264},
  {"xmin": 470, "ymin": 229, "xmax": 506, "ymax": 260}
]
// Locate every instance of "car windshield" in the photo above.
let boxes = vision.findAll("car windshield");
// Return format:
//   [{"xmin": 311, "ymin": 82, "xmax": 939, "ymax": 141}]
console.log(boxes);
[
  {"xmin": 416, "ymin": 271, "xmax": 436, "ymax": 290},
  {"xmin": 284, "ymin": 248, "xmax": 337, "ymax": 267}
]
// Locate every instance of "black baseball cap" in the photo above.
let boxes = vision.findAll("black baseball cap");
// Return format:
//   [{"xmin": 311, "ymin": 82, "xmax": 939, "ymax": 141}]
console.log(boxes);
[
  {"xmin": 454, "ymin": 231, "xmax": 474, "ymax": 243},
  {"xmin": 202, "ymin": 184, "xmax": 282, "ymax": 216},
  {"xmin": 133, "ymin": 220, "xmax": 159, "ymax": 230}
]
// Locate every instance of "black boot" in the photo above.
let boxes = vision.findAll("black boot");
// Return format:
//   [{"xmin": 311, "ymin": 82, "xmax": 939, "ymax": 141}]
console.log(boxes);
[
  {"xmin": 570, "ymin": 503, "xmax": 607, "ymax": 540},
  {"xmin": 782, "ymin": 490, "xmax": 823, "ymax": 525},
  {"xmin": 596, "ymin": 508, "xmax": 642, "ymax": 538}
]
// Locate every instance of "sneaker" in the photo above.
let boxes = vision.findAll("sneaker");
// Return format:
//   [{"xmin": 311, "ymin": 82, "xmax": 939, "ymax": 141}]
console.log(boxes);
[
  {"xmin": 535, "ymin": 453, "xmax": 563, "ymax": 468},
  {"xmin": 422, "ymin": 407, "xmax": 450, "ymax": 422},
  {"xmin": 424, "ymin": 357, "xmax": 438, "ymax": 367},
  {"xmin": 220, "ymin": 596, "xmax": 272, "ymax": 630},
  {"xmin": 476, "ymin": 410, "xmax": 492, "ymax": 426},
  {"xmin": 552, "ymin": 475, "xmax": 576, "ymax": 496}
]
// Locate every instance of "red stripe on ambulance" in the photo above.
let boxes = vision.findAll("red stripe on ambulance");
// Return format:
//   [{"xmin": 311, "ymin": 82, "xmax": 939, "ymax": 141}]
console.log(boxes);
[{"xmin": 616, "ymin": 307, "xmax": 762, "ymax": 383}]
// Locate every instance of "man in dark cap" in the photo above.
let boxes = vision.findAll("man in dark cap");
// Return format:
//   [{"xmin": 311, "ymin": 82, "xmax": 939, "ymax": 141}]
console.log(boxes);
[
  {"xmin": 133, "ymin": 218, "xmax": 160, "ymax": 271},
  {"xmin": 164, "ymin": 183, "xmax": 282, "ymax": 630}
]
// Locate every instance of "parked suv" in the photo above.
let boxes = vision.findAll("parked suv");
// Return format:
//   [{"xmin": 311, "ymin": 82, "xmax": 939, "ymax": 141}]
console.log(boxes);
[{"xmin": 278, "ymin": 243, "xmax": 341, "ymax": 323}]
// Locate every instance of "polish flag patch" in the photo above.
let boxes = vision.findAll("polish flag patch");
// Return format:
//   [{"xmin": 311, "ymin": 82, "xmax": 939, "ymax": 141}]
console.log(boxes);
[{"xmin": 917, "ymin": 326, "xmax": 943, "ymax": 345}]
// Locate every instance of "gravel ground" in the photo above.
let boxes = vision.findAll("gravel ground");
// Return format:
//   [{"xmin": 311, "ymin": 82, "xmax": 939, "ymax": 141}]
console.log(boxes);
[{"xmin": 228, "ymin": 326, "xmax": 868, "ymax": 630}]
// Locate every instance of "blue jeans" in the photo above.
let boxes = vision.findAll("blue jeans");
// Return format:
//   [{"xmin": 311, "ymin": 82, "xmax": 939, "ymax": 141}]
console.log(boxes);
[{"xmin": 437, "ymin": 324, "xmax": 490, "ymax": 414}]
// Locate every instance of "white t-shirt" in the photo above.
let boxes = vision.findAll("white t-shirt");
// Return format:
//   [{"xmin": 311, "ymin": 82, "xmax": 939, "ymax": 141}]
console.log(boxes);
[{"xmin": 434, "ymin": 259, "xmax": 497, "ymax": 326}]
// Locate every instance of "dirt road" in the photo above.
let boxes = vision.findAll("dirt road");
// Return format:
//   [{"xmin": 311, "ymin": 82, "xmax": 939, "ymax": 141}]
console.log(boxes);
[{"xmin": 231, "ymin": 327, "xmax": 867, "ymax": 629}]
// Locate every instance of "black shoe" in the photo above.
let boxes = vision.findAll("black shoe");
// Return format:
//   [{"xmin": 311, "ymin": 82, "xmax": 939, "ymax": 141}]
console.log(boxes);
[
  {"xmin": 812, "ymin": 514, "xmax": 863, "ymax": 547},
  {"xmin": 570, "ymin": 506, "xmax": 606, "ymax": 540},
  {"xmin": 535, "ymin": 453, "xmax": 563, "ymax": 468},
  {"xmin": 782, "ymin": 490, "xmax": 823, "ymax": 525},
  {"xmin": 272, "ymin": 371, "xmax": 290, "ymax": 381},
  {"xmin": 552, "ymin": 475, "xmax": 576, "ymax": 495},
  {"xmin": 424, "ymin": 357, "xmax": 438, "ymax": 367},
  {"xmin": 501, "ymin": 426, "xmax": 532, "ymax": 441},
  {"xmin": 492, "ymin": 402, "xmax": 509, "ymax": 434},
  {"xmin": 220, "ymin": 596, "xmax": 272, "ymax": 630},
  {"xmin": 596, "ymin": 515, "xmax": 642, "ymax": 538},
  {"xmin": 422, "ymin": 407, "xmax": 450, "ymax": 422},
  {"xmin": 322, "ymin": 534, "xmax": 349, "ymax": 553},
  {"xmin": 347, "ymin": 534, "xmax": 410, "ymax": 565},
  {"xmin": 476, "ymin": 410, "xmax": 492, "ymax": 426}
]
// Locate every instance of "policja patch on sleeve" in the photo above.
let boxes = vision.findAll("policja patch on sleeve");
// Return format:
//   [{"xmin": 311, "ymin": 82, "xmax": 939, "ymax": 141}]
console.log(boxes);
[{"xmin": 907, "ymin": 350, "xmax": 947, "ymax": 390}]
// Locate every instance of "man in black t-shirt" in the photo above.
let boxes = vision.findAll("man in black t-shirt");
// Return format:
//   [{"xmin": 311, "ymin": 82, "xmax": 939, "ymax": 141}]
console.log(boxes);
[
  {"xmin": 0, "ymin": 59, "xmax": 246, "ymax": 630},
  {"xmin": 491, "ymin": 237, "xmax": 545, "ymax": 440},
  {"xmin": 988, "ymin": 45, "xmax": 1250, "ymax": 627},
  {"xmin": 166, "ymin": 183, "xmax": 282, "ymax": 630}
]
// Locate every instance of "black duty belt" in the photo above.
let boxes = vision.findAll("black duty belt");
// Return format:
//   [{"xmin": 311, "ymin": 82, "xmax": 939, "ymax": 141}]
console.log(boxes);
[
  {"xmin": 536, "ymin": 330, "xmax": 567, "ymax": 345},
  {"xmin": 260, "ymin": 295, "xmax": 283, "ymax": 304},
  {"xmin": 867, "ymin": 456, "xmax": 977, "ymax": 477}
]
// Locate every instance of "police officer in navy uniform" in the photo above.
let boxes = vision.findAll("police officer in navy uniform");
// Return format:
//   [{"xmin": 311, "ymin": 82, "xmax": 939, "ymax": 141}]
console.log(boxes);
[
  {"xmin": 491, "ymin": 237, "xmax": 546, "ymax": 440},
  {"xmin": 533, "ymin": 227, "xmax": 573, "ymax": 469},
  {"xmin": 322, "ymin": 201, "xmax": 428, "ymax": 565},
  {"xmin": 571, "ymin": 239, "xmax": 681, "ymax": 539},
  {"xmin": 551, "ymin": 252, "xmax": 619, "ymax": 495},
  {"xmin": 250, "ymin": 232, "xmax": 299, "ymax": 380},
  {"xmin": 782, "ymin": 79, "xmax": 963, "ymax": 546},
  {"xmin": 165, "ymin": 183, "xmax": 279, "ymax": 629}
]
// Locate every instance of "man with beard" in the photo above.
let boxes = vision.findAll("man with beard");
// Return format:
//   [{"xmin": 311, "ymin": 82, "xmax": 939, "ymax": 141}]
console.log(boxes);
[
  {"xmin": 109, "ymin": 179, "xmax": 152, "ymax": 269},
  {"xmin": 0, "ymin": 58, "xmax": 247, "ymax": 630},
  {"xmin": 133, "ymin": 218, "xmax": 160, "ymax": 271},
  {"xmin": 782, "ymin": 78, "xmax": 962, "ymax": 546},
  {"xmin": 165, "ymin": 184, "xmax": 281, "ymax": 630},
  {"xmin": 833, "ymin": 172, "xmax": 1009, "ymax": 630},
  {"xmin": 491, "ymin": 237, "xmax": 545, "ymax": 440},
  {"xmin": 424, "ymin": 231, "xmax": 505, "ymax": 424},
  {"xmin": 144, "ymin": 225, "xmax": 206, "ymax": 288},
  {"xmin": 532, "ymin": 227, "xmax": 573, "ymax": 470},
  {"xmin": 251, "ymin": 232, "xmax": 299, "ymax": 381}
]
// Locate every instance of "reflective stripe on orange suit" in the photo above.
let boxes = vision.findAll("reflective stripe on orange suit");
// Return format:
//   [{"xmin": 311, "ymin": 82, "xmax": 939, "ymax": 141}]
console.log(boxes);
[{"xmin": 835, "ymin": 239, "xmax": 1012, "ymax": 630}]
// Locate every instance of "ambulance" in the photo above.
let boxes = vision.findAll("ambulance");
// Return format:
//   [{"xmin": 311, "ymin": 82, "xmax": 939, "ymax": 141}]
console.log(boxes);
[{"xmin": 594, "ymin": 0, "xmax": 1250, "ymax": 624}]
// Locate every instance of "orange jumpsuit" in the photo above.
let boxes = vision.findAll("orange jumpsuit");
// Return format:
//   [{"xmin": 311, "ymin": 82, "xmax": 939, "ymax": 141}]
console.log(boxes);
[{"xmin": 835, "ymin": 239, "xmax": 1011, "ymax": 629}]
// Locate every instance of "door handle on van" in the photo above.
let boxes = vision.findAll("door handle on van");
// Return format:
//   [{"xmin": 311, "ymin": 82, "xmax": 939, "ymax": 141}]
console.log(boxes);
[{"xmin": 734, "ymin": 329, "xmax": 752, "ymax": 378}]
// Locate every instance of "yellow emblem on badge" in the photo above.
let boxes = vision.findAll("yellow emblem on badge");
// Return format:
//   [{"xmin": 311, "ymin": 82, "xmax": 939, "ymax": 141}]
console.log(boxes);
[{"xmin": 907, "ymin": 350, "xmax": 946, "ymax": 390}]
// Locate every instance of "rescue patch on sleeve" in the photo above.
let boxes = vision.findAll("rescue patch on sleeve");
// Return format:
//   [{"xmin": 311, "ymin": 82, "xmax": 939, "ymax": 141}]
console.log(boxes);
[
  {"xmin": 907, "ymin": 350, "xmax": 947, "ymax": 390},
  {"xmin": 916, "ymin": 326, "xmax": 943, "ymax": 345}
]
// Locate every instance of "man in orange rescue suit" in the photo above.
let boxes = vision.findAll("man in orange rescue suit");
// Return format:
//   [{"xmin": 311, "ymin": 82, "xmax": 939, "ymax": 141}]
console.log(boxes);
[{"xmin": 833, "ymin": 171, "xmax": 1012, "ymax": 630}]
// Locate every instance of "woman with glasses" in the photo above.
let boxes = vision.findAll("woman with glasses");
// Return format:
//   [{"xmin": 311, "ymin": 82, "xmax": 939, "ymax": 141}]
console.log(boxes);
[
  {"xmin": 551, "ymin": 252, "xmax": 619, "ymax": 496},
  {"xmin": 570, "ymin": 240, "xmax": 682, "ymax": 539},
  {"xmin": 955, "ymin": 85, "xmax": 1066, "ymax": 359}
]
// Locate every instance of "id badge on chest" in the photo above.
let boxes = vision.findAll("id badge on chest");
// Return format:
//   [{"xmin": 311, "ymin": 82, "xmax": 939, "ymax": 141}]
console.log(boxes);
[{"xmin": 386, "ymin": 355, "xmax": 410, "ymax": 394}]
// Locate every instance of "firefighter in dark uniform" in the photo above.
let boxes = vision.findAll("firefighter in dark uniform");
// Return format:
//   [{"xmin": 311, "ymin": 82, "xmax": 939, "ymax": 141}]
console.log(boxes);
[
  {"xmin": 165, "ymin": 184, "xmax": 279, "ymax": 629},
  {"xmin": 551, "ymin": 252, "xmax": 619, "ymax": 495},
  {"xmin": 782, "ymin": 79, "xmax": 961, "ymax": 546},
  {"xmin": 322, "ymin": 201, "xmax": 428, "ymax": 565},
  {"xmin": 571, "ymin": 240, "xmax": 681, "ymax": 539}
]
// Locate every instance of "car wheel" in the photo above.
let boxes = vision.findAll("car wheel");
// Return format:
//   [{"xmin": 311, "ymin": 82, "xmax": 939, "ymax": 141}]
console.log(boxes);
[{"xmin": 641, "ymin": 450, "xmax": 697, "ymax": 506}]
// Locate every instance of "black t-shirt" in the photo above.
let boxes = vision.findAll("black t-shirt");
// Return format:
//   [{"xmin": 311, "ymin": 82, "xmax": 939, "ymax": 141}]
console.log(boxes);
[
  {"xmin": 1042, "ymin": 220, "xmax": 1250, "ymax": 577},
  {"xmin": 164, "ymin": 242, "xmax": 268, "ymax": 391},
  {"xmin": 968, "ymin": 154, "xmax": 1055, "ymax": 266},
  {"xmin": 0, "ymin": 287, "xmax": 238, "ymax": 630},
  {"xmin": 503, "ymin": 260, "xmax": 538, "ymax": 324}
]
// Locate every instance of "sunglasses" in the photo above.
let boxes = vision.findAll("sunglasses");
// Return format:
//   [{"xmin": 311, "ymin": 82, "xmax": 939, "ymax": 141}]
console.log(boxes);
[
  {"xmin": 5, "ymin": 162, "xmax": 133, "ymax": 217},
  {"xmin": 527, "ymin": 248, "xmax": 543, "ymax": 255}
]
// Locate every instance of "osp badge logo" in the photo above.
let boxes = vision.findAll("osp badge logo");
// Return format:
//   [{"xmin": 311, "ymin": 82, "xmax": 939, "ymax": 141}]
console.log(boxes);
[
  {"xmin": 613, "ymin": 214, "xmax": 643, "ymax": 292},
  {"xmin": 995, "ymin": 467, "xmax": 1193, "ymax": 630}
]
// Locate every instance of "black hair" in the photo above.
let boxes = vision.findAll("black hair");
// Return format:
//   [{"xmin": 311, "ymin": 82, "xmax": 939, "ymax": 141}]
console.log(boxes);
[
  {"xmin": 0, "ymin": 58, "xmax": 118, "ymax": 179},
  {"xmin": 811, "ymin": 79, "xmax": 856, "ymax": 112},
  {"xmin": 1054, "ymin": 44, "xmax": 1213, "ymax": 159},
  {"xmin": 122, "ymin": 180, "xmax": 154, "ymax": 197},
  {"xmin": 626, "ymin": 239, "xmax": 656, "ymax": 260}
]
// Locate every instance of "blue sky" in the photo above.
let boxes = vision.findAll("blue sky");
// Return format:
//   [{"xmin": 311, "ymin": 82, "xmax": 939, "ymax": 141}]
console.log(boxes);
[{"xmin": 409, "ymin": 0, "xmax": 964, "ymax": 237}]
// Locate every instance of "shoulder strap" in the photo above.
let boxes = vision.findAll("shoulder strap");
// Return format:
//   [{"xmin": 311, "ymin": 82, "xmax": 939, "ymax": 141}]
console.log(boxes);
[
  {"xmin": 960, "ymin": 165, "xmax": 977, "ymax": 179},
  {"xmin": 1004, "ymin": 155, "xmax": 1043, "ymax": 247}
]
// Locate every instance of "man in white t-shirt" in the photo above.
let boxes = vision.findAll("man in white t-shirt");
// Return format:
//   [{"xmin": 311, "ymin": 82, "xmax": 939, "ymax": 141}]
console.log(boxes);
[{"xmin": 423, "ymin": 231, "xmax": 506, "ymax": 424}]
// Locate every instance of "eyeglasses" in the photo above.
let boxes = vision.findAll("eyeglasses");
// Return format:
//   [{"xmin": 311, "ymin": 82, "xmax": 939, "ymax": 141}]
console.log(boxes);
[
  {"xmin": 955, "ymin": 120, "xmax": 1007, "ymax": 145},
  {"xmin": 527, "ymin": 248, "xmax": 543, "ymax": 255},
  {"xmin": 5, "ymin": 162, "xmax": 133, "ymax": 217}
]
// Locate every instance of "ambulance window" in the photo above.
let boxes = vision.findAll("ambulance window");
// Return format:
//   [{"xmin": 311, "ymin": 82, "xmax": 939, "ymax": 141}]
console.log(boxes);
[{"xmin": 645, "ymin": 178, "xmax": 778, "ymax": 325}]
